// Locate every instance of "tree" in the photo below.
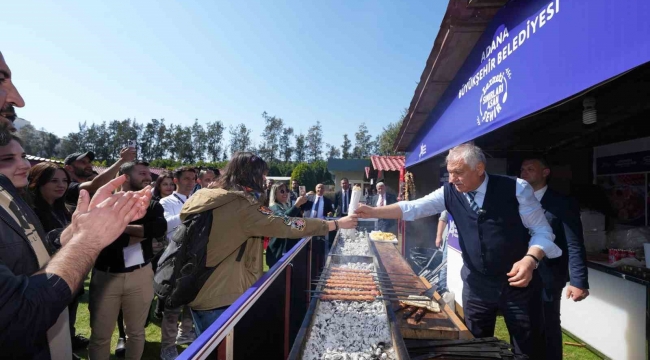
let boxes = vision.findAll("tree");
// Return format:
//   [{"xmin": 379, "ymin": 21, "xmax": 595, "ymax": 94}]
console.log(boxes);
[
  {"xmin": 311, "ymin": 160, "xmax": 333, "ymax": 185},
  {"xmin": 376, "ymin": 110, "xmax": 406, "ymax": 155},
  {"xmin": 341, "ymin": 134, "xmax": 352, "ymax": 159},
  {"xmin": 229, "ymin": 123, "xmax": 252, "ymax": 154},
  {"xmin": 294, "ymin": 133, "xmax": 307, "ymax": 163},
  {"xmin": 352, "ymin": 123, "xmax": 374, "ymax": 158},
  {"xmin": 325, "ymin": 143, "xmax": 341, "ymax": 159},
  {"xmin": 279, "ymin": 126, "xmax": 294, "ymax": 163},
  {"xmin": 18, "ymin": 125, "xmax": 42, "ymax": 156},
  {"xmin": 259, "ymin": 112, "xmax": 284, "ymax": 162},
  {"xmin": 191, "ymin": 119, "xmax": 208, "ymax": 162},
  {"xmin": 291, "ymin": 163, "xmax": 316, "ymax": 191},
  {"xmin": 306, "ymin": 121, "xmax": 323, "ymax": 162},
  {"xmin": 39, "ymin": 129, "xmax": 60, "ymax": 158},
  {"xmin": 206, "ymin": 120, "xmax": 225, "ymax": 162}
]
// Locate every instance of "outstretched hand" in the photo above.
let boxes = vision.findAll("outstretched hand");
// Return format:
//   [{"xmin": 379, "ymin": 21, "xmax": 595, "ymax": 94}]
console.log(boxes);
[
  {"xmin": 338, "ymin": 214, "xmax": 359, "ymax": 229},
  {"xmin": 354, "ymin": 204, "xmax": 375, "ymax": 218}
]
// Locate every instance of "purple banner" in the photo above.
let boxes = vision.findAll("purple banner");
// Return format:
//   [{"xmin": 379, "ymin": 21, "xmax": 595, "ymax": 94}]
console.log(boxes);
[
  {"xmin": 446, "ymin": 213, "xmax": 460, "ymax": 251},
  {"xmin": 406, "ymin": 0, "xmax": 650, "ymax": 166}
]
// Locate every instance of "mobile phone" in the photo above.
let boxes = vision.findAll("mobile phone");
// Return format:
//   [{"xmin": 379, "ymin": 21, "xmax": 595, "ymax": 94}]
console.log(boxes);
[
  {"xmin": 299, "ymin": 186, "xmax": 306, "ymax": 196},
  {"xmin": 127, "ymin": 140, "xmax": 136, "ymax": 149}
]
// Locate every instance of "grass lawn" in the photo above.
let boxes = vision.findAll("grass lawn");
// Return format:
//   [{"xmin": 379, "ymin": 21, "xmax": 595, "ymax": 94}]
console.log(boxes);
[
  {"xmin": 73, "ymin": 277, "xmax": 188, "ymax": 360},
  {"xmin": 494, "ymin": 316, "xmax": 602, "ymax": 359}
]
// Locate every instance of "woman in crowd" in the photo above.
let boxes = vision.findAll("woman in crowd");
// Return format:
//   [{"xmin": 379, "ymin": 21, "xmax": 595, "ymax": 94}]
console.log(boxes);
[
  {"xmin": 27, "ymin": 162, "xmax": 72, "ymax": 232},
  {"xmin": 27, "ymin": 162, "xmax": 90, "ymax": 353},
  {"xmin": 181, "ymin": 152, "xmax": 358, "ymax": 334},
  {"xmin": 0, "ymin": 126, "xmax": 74, "ymax": 358},
  {"xmin": 265, "ymin": 182, "xmax": 308, "ymax": 267},
  {"xmin": 153, "ymin": 171, "xmax": 175, "ymax": 201},
  {"xmin": 151, "ymin": 172, "xmax": 176, "ymax": 323}
]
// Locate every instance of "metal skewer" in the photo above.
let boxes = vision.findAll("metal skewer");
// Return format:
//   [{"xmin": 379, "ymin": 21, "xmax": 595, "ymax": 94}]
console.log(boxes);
[{"xmin": 307, "ymin": 289, "xmax": 422, "ymax": 296}]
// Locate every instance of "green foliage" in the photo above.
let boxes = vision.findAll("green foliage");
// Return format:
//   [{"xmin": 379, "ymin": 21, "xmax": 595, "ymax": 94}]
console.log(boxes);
[
  {"xmin": 291, "ymin": 163, "xmax": 315, "ymax": 190},
  {"xmin": 376, "ymin": 109, "xmax": 406, "ymax": 155},
  {"xmin": 341, "ymin": 134, "xmax": 352, "ymax": 159},
  {"xmin": 290, "ymin": 161, "xmax": 333, "ymax": 191}
]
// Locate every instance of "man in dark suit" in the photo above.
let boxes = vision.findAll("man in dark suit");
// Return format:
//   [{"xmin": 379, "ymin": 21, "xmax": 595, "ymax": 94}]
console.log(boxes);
[
  {"xmin": 301, "ymin": 183, "xmax": 336, "ymax": 249},
  {"xmin": 371, "ymin": 182, "xmax": 397, "ymax": 233},
  {"xmin": 334, "ymin": 178, "xmax": 352, "ymax": 217},
  {"xmin": 521, "ymin": 158, "xmax": 589, "ymax": 360},
  {"xmin": 301, "ymin": 183, "xmax": 334, "ymax": 219}
]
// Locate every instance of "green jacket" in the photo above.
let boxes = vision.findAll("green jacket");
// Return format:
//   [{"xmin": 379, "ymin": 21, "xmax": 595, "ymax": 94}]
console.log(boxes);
[{"xmin": 266, "ymin": 203, "xmax": 303, "ymax": 268}]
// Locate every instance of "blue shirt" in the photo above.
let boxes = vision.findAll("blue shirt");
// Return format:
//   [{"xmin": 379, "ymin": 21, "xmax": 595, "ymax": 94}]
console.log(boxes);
[{"xmin": 399, "ymin": 174, "xmax": 561, "ymax": 259}]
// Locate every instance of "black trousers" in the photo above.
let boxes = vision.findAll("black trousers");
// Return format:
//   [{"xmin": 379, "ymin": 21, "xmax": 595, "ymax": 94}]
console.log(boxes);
[
  {"xmin": 542, "ymin": 288, "xmax": 563, "ymax": 360},
  {"xmin": 461, "ymin": 266, "xmax": 545, "ymax": 360}
]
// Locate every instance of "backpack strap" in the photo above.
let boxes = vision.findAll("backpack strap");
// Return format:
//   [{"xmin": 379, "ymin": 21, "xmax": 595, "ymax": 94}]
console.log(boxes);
[{"xmin": 235, "ymin": 241, "xmax": 248, "ymax": 262}]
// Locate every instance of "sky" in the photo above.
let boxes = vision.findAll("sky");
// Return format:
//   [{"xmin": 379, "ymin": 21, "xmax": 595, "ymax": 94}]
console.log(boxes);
[{"xmin": 5, "ymin": 0, "xmax": 446, "ymax": 150}]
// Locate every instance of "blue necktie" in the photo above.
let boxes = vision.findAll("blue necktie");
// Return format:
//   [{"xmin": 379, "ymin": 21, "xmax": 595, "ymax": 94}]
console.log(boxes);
[
  {"xmin": 467, "ymin": 191, "xmax": 480, "ymax": 213},
  {"xmin": 313, "ymin": 197, "xmax": 321, "ymax": 218}
]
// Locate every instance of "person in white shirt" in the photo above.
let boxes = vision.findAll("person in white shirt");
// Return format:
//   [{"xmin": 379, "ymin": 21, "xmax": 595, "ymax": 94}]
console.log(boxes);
[
  {"xmin": 372, "ymin": 182, "xmax": 397, "ymax": 233},
  {"xmin": 356, "ymin": 143, "xmax": 559, "ymax": 359},
  {"xmin": 158, "ymin": 166, "xmax": 197, "ymax": 360}
]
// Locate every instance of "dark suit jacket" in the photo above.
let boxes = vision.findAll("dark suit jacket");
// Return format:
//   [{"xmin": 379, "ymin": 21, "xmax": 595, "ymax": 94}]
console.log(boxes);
[
  {"xmin": 370, "ymin": 193, "xmax": 397, "ymax": 232},
  {"xmin": 301, "ymin": 196, "xmax": 334, "ymax": 218},
  {"xmin": 539, "ymin": 187, "xmax": 589, "ymax": 290},
  {"xmin": 370, "ymin": 193, "xmax": 397, "ymax": 207},
  {"xmin": 334, "ymin": 188, "xmax": 353, "ymax": 216}
]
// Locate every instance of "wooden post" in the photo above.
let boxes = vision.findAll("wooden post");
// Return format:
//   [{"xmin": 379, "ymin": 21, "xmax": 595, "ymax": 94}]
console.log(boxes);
[
  {"xmin": 215, "ymin": 330, "xmax": 234, "ymax": 360},
  {"xmin": 284, "ymin": 265, "xmax": 293, "ymax": 359}
]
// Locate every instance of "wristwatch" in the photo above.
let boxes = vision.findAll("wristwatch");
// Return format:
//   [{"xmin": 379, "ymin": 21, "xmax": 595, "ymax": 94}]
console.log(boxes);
[{"xmin": 525, "ymin": 254, "xmax": 540, "ymax": 269}]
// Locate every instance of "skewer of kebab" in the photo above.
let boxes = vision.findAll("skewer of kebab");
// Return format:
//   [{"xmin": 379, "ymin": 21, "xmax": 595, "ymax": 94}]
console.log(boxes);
[{"xmin": 329, "ymin": 268, "xmax": 414, "ymax": 276}]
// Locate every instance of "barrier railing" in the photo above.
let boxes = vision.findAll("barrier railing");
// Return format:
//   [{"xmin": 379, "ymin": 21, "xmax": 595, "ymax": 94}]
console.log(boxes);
[{"xmin": 178, "ymin": 236, "xmax": 326, "ymax": 360}]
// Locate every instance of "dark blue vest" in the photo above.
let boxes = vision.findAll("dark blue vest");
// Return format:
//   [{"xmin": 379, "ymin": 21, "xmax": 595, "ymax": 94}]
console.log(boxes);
[{"xmin": 444, "ymin": 174, "xmax": 530, "ymax": 277}]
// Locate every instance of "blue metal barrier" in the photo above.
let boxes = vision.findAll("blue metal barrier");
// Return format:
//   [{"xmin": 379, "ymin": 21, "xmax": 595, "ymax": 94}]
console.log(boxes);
[{"xmin": 178, "ymin": 236, "xmax": 323, "ymax": 360}]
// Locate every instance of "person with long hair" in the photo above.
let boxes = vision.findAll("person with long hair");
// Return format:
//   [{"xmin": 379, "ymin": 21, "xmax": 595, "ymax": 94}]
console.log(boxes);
[
  {"xmin": 266, "ymin": 182, "xmax": 308, "ymax": 267},
  {"xmin": 153, "ymin": 171, "xmax": 175, "ymax": 201},
  {"xmin": 27, "ymin": 162, "xmax": 91, "ymax": 353},
  {"xmin": 181, "ymin": 152, "xmax": 358, "ymax": 334},
  {"xmin": 28, "ymin": 162, "xmax": 72, "ymax": 232}
]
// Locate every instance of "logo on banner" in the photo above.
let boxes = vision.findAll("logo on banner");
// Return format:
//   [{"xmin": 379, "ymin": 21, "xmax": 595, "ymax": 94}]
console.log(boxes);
[
  {"xmin": 477, "ymin": 68, "xmax": 512, "ymax": 126},
  {"xmin": 419, "ymin": 143, "xmax": 427, "ymax": 159}
]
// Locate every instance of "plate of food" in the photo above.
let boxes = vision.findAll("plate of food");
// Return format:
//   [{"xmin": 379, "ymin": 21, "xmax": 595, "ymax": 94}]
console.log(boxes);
[{"xmin": 369, "ymin": 231, "xmax": 398, "ymax": 243}]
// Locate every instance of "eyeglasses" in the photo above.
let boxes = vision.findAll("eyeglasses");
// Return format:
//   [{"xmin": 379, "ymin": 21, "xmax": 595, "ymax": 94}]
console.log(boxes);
[{"xmin": 279, "ymin": 189, "xmax": 287, "ymax": 194}]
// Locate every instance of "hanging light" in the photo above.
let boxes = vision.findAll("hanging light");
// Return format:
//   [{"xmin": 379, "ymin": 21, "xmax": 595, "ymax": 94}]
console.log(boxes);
[{"xmin": 583, "ymin": 96, "xmax": 597, "ymax": 125}]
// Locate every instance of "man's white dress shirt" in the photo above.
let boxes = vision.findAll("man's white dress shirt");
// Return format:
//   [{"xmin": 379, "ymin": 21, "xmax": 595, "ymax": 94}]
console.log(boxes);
[
  {"xmin": 398, "ymin": 174, "xmax": 561, "ymax": 259},
  {"xmin": 159, "ymin": 192, "xmax": 189, "ymax": 241},
  {"xmin": 533, "ymin": 185, "xmax": 548, "ymax": 202},
  {"xmin": 376, "ymin": 194, "xmax": 385, "ymax": 207},
  {"xmin": 310, "ymin": 196, "xmax": 325, "ymax": 219}
]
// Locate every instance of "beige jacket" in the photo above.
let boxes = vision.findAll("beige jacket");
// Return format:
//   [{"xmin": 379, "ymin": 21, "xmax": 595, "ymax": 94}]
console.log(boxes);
[{"xmin": 181, "ymin": 188, "xmax": 330, "ymax": 310}]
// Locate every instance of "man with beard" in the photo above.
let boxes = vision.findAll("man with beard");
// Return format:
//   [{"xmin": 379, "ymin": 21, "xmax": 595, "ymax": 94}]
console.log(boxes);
[
  {"xmin": 64, "ymin": 148, "xmax": 136, "ymax": 212},
  {"xmin": 0, "ymin": 52, "xmax": 23, "ymax": 132},
  {"xmin": 88, "ymin": 161, "xmax": 167, "ymax": 360}
]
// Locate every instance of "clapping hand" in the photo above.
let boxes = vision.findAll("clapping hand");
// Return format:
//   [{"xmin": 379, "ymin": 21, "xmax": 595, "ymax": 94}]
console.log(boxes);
[{"xmin": 71, "ymin": 175, "xmax": 152, "ymax": 249}]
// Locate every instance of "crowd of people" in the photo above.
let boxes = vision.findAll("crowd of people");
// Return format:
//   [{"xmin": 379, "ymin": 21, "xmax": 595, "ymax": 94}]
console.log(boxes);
[{"xmin": 0, "ymin": 51, "xmax": 359, "ymax": 360}]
